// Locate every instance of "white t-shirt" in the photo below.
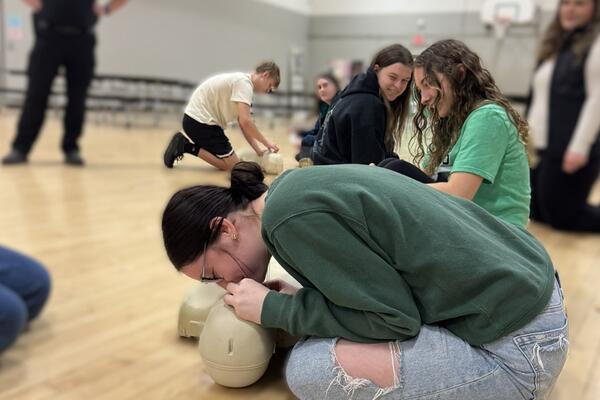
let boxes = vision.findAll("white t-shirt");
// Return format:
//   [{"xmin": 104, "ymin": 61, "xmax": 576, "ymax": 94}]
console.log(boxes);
[{"xmin": 184, "ymin": 72, "xmax": 254, "ymax": 128}]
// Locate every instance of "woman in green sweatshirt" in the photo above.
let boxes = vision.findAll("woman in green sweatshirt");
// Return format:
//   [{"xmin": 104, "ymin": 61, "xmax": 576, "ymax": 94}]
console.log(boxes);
[{"xmin": 162, "ymin": 162, "xmax": 567, "ymax": 400}]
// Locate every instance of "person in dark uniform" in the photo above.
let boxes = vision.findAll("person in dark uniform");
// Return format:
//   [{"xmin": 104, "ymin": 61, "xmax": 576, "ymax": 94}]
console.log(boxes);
[{"xmin": 2, "ymin": 0, "xmax": 127, "ymax": 166}]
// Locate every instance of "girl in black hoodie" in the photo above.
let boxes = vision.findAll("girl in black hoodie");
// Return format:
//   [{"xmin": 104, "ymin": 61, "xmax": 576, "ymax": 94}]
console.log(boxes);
[{"xmin": 312, "ymin": 44, "xmax": 413, "ymax": 165}]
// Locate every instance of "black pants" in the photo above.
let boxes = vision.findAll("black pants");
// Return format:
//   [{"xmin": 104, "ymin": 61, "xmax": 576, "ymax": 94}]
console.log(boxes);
[
  {"xmin": 378, "ymin": 158, "xmax": 435, "ymax": 183},
  {"xmin": 530, "ymin": 153, "xmax": 600, "ymax": 232},
  {"xmin": 12, "ymin": 31, "xmax": 96, "ymax": 155}
]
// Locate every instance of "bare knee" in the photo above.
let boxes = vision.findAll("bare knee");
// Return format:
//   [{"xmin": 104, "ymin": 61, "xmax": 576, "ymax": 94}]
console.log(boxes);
[{"xmin": 334, "ymin": 339, "xmax": 399, "ymax": 389}]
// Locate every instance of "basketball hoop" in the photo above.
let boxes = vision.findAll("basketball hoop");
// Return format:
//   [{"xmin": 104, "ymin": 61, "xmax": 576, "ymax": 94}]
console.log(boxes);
[
  {"xmin": 481, "ymin": 0, "xmax": 538, "ymax": 39},
  {"xmin": 493, "ymin": 15, "xmax": 513, "ymax": 40}
]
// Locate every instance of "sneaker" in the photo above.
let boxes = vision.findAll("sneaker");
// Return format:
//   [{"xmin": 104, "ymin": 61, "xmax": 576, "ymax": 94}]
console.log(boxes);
[
  {"xmin": 2, "ymin": 149, "xmax": 27, "ymax": 165},
  {"xmin": 163, "ymin": 132, "xmax": 187, "ymax": 168},
  {"xmin": 65, "ymin": 150, "xmax": 85, "ymax": 166}
]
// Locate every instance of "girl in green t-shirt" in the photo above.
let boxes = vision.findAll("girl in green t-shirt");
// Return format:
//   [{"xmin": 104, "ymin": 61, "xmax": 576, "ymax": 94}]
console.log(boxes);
[{"xmin": 381, "ymin": 39, "xmax": 531, "ymax": 227}]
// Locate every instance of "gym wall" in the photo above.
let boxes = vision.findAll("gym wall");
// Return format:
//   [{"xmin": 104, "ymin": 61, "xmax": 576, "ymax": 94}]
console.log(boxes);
[
  {"xmin": 3, "ymin": 0, "xmax": 309, "ymax": 89},
  {"xmin": 309, "ymin": 10, "xmax": 555, "ymax": 97},
  {"xmin": 3, "ymin": 0, "xmax": 557, "ymax": 97}
]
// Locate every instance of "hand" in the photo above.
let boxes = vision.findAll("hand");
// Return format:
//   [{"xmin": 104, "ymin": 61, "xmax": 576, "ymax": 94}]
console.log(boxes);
[
  {"xmin": 223, "ymin": 278, "xmax": 270, "ymax": 324},
  {"xmin": 266, "ymin": 142, "xmax": 280, "ymax": 153},
  {"xmin": 25, "ymin": 0, "xmax": 42, "ymax": 11},
  {"xmin": 253, "ymin": 147, "xmax": 267, "ymax": 157},
  {"xmin": 562, "ymin": 151, "xmax": 588, "ymax": 174},
  {"xmin": 264, "ymin": 279, "xmax": 300, "ymax": 295}
]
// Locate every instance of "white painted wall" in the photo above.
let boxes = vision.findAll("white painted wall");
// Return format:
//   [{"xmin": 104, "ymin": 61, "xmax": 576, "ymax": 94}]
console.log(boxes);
[
  {"xmin": 254, "ymin": 0, "xmax": 311, "ymax": 14},
  {"xmin": 1, "ymin": 0, "xmax": 559, "ymax": 96},
  {"xmin": 4, "ymin": 0, "xmax": 309, "ymax": 87},
  {"xmin": 258, "ymin": 0, "xmax": 561, "ymax": 15}
]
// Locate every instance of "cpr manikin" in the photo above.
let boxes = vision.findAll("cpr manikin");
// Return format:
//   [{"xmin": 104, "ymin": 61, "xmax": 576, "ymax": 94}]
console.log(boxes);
[
  {"xmin": 178, "ymin": 284, "xmax": 274, "ymax": 387},
  {"xmin": 178, "ymin": 256, "xmax": 301, "ymax": 387},
  {"xmin": 238, "ymin": 149, "xmax": 284, "ymax": 175},
  {"xmin": 178, "ymin": 282, "xmax": 225, "ymax": 337},
  {"xmin": 178, "ymin": 283, "xmax": 297, "ymax": 387},
  {"xmin": 200, "ymin": 299, "xmax": 276, "ymax": 387}
]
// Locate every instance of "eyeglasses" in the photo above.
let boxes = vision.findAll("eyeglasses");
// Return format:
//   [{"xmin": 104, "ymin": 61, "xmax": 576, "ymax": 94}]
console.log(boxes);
[{"xmin": 200, "ymin": 241, "xmax": 222, "ymax": 283}]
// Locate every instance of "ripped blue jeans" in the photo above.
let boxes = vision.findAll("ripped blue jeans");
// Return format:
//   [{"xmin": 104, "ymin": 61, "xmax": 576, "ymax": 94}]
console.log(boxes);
[{"xmin": 285, "ymin": 277, "xmax": 568, "ymax": 400}]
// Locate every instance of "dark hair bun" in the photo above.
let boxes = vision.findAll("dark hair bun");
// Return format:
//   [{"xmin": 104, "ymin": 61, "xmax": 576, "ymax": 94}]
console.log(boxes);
[{"xmin": 229, "ymin": 161, "xmax": 268, "ymax": 202}]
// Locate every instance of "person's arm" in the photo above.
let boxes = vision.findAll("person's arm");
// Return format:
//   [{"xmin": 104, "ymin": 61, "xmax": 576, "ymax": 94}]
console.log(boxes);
[
  {"xmin": 349, "ymin": 102, "xmax": 388, "ymax": 164},
  {"xmin": 261, "ymin": 212, "xmax": 421, "ymax": 343},
  {"xmin": 429, "ymin": 173, "xmax": 483, "ymax": 200},
  {"xmin": 94, "ymin": 0, "xmax": 128, "ymax": 17},
  {"xmin": 429, "ymin": 108, "xmax": 511, "ymax": 201},
  {"xmin": 563, "ymin": 37, "xmax": 600, "ymax": 173},
  {"xmin": 236, "ymin": 102, "xmax": 279, "ymax": 155},
  {"xmin": 224, "ymin": 211, "xmax": 421, "ymax": 342}
]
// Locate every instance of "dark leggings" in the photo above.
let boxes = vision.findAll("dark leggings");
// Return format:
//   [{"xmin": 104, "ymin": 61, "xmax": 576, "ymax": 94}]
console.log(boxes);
[
  {"xmin": 530, "ymin": 153, "xmax": 600, "ymax": 232},
  {"xmin": 378, "ymin": 158, "xmax": 435, "ymax": 183}
]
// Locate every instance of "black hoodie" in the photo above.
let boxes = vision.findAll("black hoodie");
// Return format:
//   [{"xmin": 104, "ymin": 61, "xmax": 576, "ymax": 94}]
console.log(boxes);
[{"xmin": 312, "ymin": 68, "xmax": 396, "ymax": 165}]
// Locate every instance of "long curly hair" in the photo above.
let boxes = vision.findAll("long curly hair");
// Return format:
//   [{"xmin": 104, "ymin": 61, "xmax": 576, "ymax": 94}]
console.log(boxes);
[
  {"xmin": 410, "ymin": 39, "xmax": 529, "ymax": 175},
  {"xmin": 537, "ymin": 0, "xmax": 599, "ymax": 64}
]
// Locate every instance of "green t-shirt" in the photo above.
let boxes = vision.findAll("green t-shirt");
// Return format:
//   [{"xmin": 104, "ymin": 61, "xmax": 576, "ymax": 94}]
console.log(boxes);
[
  {"xmin": 260, "ymin": 165, "xmax": 554, "ymax": 345},
  {"xmin": 448, "ymin": 103, "xmax": 530, "ymax": 227}
]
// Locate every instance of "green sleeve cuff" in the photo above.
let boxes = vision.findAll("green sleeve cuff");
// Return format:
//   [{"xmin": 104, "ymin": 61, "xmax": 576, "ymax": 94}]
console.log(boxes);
[{"xmin": 260, "ymin": 290, "xmax": 292, "ymax": 329}]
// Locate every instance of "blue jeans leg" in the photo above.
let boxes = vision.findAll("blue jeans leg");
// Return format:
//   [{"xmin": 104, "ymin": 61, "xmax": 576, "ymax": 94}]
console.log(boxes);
[
  {"xmin": 0, "ymin": 285, "xmax": 28, "ymax": 353},
  {"xmin": 285, "ymin": 280, "xmax": 567, "ymax": 400},
  {"xmin": 0, "ymin": 245, "xmax": 51, "ymax": 321}
]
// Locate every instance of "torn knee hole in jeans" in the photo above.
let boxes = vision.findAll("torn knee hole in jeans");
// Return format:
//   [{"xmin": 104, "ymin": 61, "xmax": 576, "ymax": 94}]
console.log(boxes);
[{"xmin": 327, "ymin": 339, "xmax": 401, "ymax": 400}]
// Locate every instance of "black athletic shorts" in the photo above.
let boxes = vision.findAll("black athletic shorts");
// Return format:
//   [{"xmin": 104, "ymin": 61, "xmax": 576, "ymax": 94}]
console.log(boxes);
[{"xmin": 182, "ymin": 114, "xmax": 234, "ymax": 159}]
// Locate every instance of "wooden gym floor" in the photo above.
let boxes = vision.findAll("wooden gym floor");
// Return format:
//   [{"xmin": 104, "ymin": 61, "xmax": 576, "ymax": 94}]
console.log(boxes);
[{"xmin": 0, "ymin": 112, "xmax": 598, "ymax": 400}]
